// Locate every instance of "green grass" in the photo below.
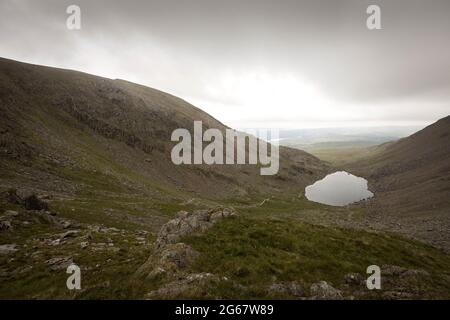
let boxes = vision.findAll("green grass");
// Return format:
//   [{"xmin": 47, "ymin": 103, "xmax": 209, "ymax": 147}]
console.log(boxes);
[
  {"xmin": 183, "ymin": 216, "xmax": 450, "ymax": 299},
  {"xmin": 0, "ymin": 200, "xmax": 153, "ymax": 299}
]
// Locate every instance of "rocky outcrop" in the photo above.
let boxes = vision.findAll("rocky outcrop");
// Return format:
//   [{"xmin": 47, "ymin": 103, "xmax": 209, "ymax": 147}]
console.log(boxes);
[
  {"xmin": 136, "ymin": 207, "xmax": 237, "ymax": 280},
  {"xmin": 3, "ymin": 189, "xmax": 49, "ymax": 211},
  {"xmin": 155, "ymin": 207, "xmax": 236, "ymax": 250}
]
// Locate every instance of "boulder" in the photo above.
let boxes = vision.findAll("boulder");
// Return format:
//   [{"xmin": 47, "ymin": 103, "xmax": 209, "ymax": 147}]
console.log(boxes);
[
  {"xmin": 155, "ymin": 207, "xmax": 236, "ymax": 250},
  {"xmin": 137, "ymin": 207, "xmax": 236, "ymax": 280},
  {"xmin": 310, "ymin": 281, "xmax": 343, "ymax": 300}
]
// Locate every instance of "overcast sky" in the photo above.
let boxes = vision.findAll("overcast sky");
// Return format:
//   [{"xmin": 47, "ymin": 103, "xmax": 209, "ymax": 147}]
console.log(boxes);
[{"xmin": 1, "ymin": 0, "xmax": 449, "ymax": 128}]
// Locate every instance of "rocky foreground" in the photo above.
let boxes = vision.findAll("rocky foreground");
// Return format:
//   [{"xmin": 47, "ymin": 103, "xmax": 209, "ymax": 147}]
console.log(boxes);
[{"xmin": 1, "ymin": 190, "xmax": 450, "ymax": 299}]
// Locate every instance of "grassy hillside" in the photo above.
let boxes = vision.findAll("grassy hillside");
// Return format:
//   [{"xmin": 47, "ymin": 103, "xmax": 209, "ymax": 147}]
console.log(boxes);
[
  {"xmin": 346, "ymin": 116, "xmax": 450, "ymax": 250},
  {"xmin": 2, "ymin": 195, "xmax": 450, "ymax": 299},
  {"xmin": 0, "ymin": 57, "xmax": 328, "ymax": 204}
]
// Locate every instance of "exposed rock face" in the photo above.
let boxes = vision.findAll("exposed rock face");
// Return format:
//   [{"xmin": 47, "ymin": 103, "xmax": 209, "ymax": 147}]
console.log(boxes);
[
  {"xmin": 310, "ymin": 281, "xmax": 343, "ymax": 300},
  {"xmin": 136, "ymin": 207, "xmax": 237, "ymax": 280},
  {"xmin": 155, "ymin": 207, "xmax": 236, "ymax": 250}
]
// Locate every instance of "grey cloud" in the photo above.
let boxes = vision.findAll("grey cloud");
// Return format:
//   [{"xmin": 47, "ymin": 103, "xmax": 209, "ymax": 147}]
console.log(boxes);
[{"xmin": 0, "ymin": 0, "xmax": 449, "ymax": 126}]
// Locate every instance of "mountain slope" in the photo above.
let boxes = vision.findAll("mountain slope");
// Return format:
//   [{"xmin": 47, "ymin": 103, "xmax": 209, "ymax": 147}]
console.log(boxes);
[
  {"xmin": 348, "ymin": 116, "xmax": 450, "ymax": 248},
  {"xmin": 2, "ymin": 58, "xmax": 450, "ymax": 299},
  {"xmin": 0, "ymin": 57, "xmax": 328, "ymax": 229}
]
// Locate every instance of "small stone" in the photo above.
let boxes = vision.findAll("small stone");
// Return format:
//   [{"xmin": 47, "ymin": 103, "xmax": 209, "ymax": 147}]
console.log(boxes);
[{"xmin": 80, "ymin": 241, "xmax": 89, "ymax": 249}]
